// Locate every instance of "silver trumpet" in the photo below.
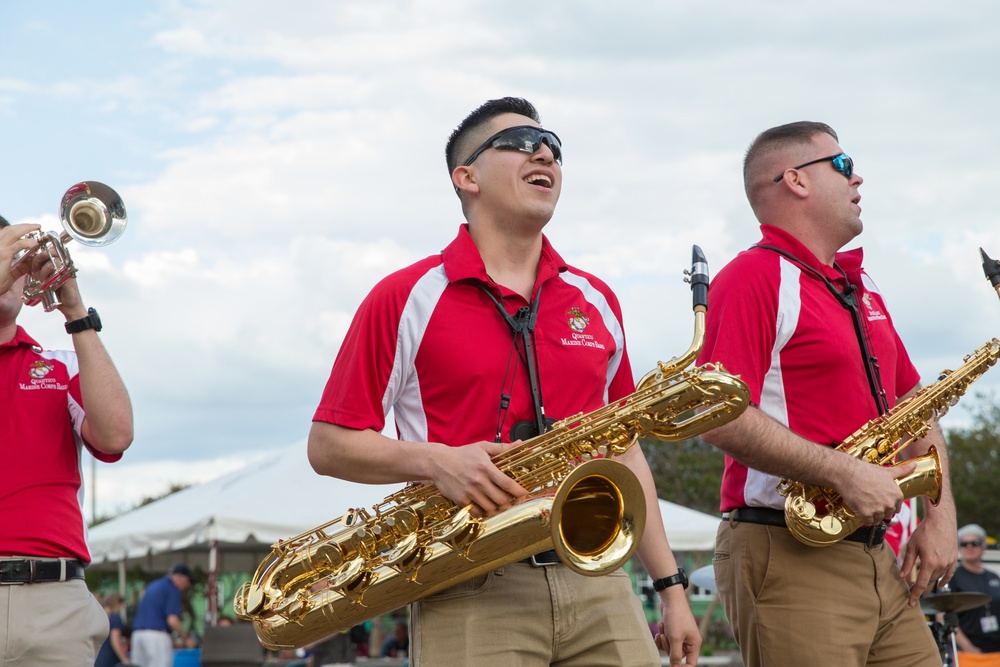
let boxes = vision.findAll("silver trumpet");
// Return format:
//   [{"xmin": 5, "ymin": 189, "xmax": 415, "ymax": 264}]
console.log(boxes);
[{"xmin": 13, "ymin": 181, "xmax": 126, "ymax": 311}]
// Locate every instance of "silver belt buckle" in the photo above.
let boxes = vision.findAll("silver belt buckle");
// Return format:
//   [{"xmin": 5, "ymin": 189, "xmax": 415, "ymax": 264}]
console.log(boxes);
[
  {"xmin": 529, "ymin": 553, "xmax": 558, "ymax": 567},
  {"xmin": 867, "ymin": 524, "xmax": 887, "ymax": 548}
]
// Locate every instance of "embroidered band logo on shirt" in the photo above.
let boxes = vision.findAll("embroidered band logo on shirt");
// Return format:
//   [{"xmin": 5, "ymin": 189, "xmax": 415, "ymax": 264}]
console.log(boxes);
[
  {"xmin": 566, "ymin": 307, "xmax": 589, "ymax": 333},
  {"xmin": 21, "ymin": 361, "xmax": 67, "ymax": 391},
  {"xmin": 561, "ymin": 307, "xmax": 605, "ymax": 349},
  {"xmin": 29, "ymin": 360, "xmax": 54, "ymax": 379},
  {"xmin": 862, "ymin": 292, "xmax": 887, "ymax": 322}
]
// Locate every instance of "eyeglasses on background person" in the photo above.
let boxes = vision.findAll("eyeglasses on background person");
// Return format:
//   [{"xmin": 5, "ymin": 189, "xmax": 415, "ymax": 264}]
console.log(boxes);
[{"xmin": 960, "ymin": 540, "xmax": 985, "ymax": 548}]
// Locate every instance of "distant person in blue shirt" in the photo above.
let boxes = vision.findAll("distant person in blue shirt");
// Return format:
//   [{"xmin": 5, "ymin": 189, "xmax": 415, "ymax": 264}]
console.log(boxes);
[
  {"xmin": 130, "ymin": 564, "xmax": 195, "ymax": 667},
  {"xmin": 94, "ymin": 592, "xmax": 130, "ymax": 667},
  {"xmin": 380, "ymin": 621, "xmax": 409, "ymax": 658}
]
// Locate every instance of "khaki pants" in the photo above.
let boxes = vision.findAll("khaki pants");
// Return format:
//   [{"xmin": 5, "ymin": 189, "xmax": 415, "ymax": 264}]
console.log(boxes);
[
  {"xmin": 0, "ymin": 578, "xmax": 108, "ymax": 667},
  {"xmin": 714, "ymin": 520, "xmax": 940, "ymax": 667},
  {"xmin": 411, "ymin": 562, "xmax": 659, "ymax": 666}
]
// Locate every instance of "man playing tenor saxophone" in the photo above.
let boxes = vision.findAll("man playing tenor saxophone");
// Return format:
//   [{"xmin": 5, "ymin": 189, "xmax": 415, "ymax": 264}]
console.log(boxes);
[
  {"xmin": 697, "ymin": 121, "xmax": 958, "ymax": 667},
  {"xmin": 308, "ymin": 97, "xmax": 701, "ymax": 666}
]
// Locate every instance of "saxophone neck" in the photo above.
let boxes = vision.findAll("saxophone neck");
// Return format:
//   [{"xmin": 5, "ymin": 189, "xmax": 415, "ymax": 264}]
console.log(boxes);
[
  {"xmin": 658, "ymin": 244, "xmax": 710, "ymax": 377},
  {"xmin": 656, "ymin": 306, "xmax": 705, "ymax": 377}
]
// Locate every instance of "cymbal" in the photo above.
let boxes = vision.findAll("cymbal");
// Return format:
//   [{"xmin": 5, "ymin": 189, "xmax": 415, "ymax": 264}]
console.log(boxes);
[
  {"xmin": 690, "ymin": 565, "xmax": 717, "ymax": 593},
  {"xmin": 921, "ymin": 591, "xmax": 991, "ymax": 614}
]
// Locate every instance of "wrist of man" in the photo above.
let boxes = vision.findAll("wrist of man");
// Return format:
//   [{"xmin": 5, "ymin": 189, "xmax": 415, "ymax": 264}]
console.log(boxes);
[
  {"xmin": 651, "ymin": 566, "xmax": 688, "ymax": 593},
  {"xmin": 62, "ymin": 306, "xmax": 89, "ymax": 321}
]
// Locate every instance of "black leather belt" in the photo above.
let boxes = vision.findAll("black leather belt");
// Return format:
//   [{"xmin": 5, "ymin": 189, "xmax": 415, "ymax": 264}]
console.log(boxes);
[
  {"xmin": 0, "ymin": 558, "xmax": 86, "ymax": 584},
  {"xmin": 722, "ymin": 507, "xmax": 888, "ymax": 547},
  {"xmin": 520, "ymin": 549, "xmax": 561, "ymax": 566}
]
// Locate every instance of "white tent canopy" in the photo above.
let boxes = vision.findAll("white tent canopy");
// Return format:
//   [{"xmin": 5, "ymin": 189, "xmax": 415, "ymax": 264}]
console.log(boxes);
[
  {"xmin": 88, "ymin": 442, "xmax": 721, "ymax": 575},
  {"xmin": 87, "ymin": 443, "xmax": 398, "ymax": 573}
]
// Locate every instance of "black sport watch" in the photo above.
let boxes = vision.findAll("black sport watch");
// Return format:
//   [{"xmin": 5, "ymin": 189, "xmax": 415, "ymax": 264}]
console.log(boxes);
[
  {"xmin": 65, "ymin": 307, "xmax": 102, "ymax": 334},
  {"xmin": 652, "ymin": 567, "xmax": 688, "ymax": 591}
]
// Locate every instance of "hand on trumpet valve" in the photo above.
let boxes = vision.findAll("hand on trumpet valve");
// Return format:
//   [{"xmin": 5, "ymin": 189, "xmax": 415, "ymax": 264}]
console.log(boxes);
[
  {"xmin": 1, "ymin": 223, "xmax": 42, "ymax": 295},
  {"xmin": 25, "ymin": 244, "xmax": 85, "ymax": 317}
]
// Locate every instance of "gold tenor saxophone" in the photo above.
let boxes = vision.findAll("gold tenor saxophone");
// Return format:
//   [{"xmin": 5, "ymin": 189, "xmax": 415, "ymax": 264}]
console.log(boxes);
[
  {"xmin": 234, "ymin": 246, "xmax": 750, "ymax": 650},
  {"xmin": 778, "ymin": 248, "xmax": 1000, "ymax": 547}
]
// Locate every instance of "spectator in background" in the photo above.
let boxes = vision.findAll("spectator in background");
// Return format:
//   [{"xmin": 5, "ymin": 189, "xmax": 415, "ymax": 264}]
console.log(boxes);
[
  {"xmin": 130, "ymin": 564, "xmax": 196, "ymax": 667},
  {"xmin": 307, "ymin": 630, "xmax": 355, "ymax": 667},
  {"xmin": 95, "ymin": 592, "xmax": 131, "ymax": 666},
  {"xmin": 380, "ymin": 621, "xmax": 409, "ymax": 658},
  {"xmin": 950, "ymin": 524, "xmax": 1000, "ymax": 654}
]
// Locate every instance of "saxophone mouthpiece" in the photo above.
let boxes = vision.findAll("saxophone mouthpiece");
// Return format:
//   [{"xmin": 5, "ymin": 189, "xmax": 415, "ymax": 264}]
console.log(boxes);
[
  {"xmin": 980, "ymin": 248, "xmax": 1000, "ymax": 298},
  {"xmin": 690, "ymin": 245, "xmax": 709, "ymax": 311}
]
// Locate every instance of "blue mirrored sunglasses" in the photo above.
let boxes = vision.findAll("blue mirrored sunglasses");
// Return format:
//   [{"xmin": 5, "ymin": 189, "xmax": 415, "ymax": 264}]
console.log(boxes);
[
  {"xmin": 773, "ymin": 153, "xmax": 853, "ymax": 182},
  {"xmin": 463, "ymin": 125, "xmax": 563, "ymax": 167}
]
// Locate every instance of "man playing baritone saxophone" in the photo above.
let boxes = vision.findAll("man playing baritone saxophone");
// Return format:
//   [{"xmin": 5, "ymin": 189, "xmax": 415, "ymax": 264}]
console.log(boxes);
[
  {"xmin": 696, "ymin": 121, "xmax": 957, "ymax": 667},
  {"xmin": 307, "ymin": 97, "xmax": 701, "ymax": 666}
]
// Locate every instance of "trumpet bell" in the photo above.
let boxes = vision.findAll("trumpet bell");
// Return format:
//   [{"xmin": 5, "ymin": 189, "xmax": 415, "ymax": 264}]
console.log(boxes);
[
  {"xmin": 60, "ymin": 181, "xmax": 127, "ymax": 247},
  {"xmin": 16, "ymin": 181, "xmax": 127, "ymax": 311}
]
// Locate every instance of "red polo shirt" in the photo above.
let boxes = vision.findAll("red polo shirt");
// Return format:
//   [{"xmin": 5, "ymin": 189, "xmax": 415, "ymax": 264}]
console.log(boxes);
[
  {"xmin": 314, "ymin": 224, "xmax": 634, "ymax": 446},
  {"xmin": 0, "ymin": 326, "xmax": 121, "ymax": 562},
  {"xmin": 696, "ymin": 225, "xmax": 920, "ymax": 512}
]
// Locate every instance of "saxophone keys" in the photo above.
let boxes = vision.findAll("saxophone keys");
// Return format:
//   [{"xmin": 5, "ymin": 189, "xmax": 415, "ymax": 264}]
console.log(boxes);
[
  {"xmin": 434, "ymin": 505, "xmax": 482, "ymax": 559},
  {"xmin": 327, "ymin": 558, "xmax": 375, "ymax": 602},
  {"xmin": 787, "ymin": 496, "xmax": 817, "ymax": 521},
  {"xmin": 242, "ymin": 583, "xmax": 266, "ymax": 615},
  {"xmin": 819, "ymin": 514, "xmax": 844, "ymax": 537}
]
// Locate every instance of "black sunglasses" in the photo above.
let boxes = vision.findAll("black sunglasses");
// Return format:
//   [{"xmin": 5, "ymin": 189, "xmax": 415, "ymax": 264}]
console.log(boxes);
[
  {"xmin": 773, "ymin": 153, "xmax": 854, "ymax": 183},
  {"xmin": 462, "ymin": 125, "xmax": 563, "ymax": 167},
  {"xmin": 960, "ymin": 540, "xmax": 984, "ymax": 548}
]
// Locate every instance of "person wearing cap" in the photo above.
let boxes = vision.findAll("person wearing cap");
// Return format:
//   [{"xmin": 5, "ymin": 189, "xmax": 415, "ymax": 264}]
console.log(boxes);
[
  {"xmin": 950, "ymin": 524, "xmax": 1000, "ymax": 654},
  {"xmin": 1, "ymin": 213, "xmax": 134, "ymax": 665},
  {"xmin": 131, "ymin": 565, "xmax": 197, "ymax": 667}
]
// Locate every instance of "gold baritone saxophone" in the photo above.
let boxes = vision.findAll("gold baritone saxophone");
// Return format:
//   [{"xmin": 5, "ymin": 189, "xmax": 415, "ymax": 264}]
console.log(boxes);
[
  {"xmin": 233, "ymin": 245, "xmax": 750, "ymax": 650},
  {"xmin": 778, "ymin": 247, "xmax": 1000, "ymax": 547}
]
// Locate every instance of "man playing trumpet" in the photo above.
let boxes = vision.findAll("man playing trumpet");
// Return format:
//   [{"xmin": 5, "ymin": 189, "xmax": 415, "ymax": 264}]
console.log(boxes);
[{"xmin": 1, "ymin": 214, "xmax": 134, "ymax": 666}]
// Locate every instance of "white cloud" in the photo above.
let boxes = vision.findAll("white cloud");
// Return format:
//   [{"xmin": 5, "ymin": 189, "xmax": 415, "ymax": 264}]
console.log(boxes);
[{"xmin": 8, "ymin": 0, "xmax": 1000, "ymax": 515}]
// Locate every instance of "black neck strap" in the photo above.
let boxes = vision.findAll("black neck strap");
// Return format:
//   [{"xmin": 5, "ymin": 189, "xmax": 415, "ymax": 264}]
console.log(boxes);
[
  {"xmin": 754, "ymin": 244, "xmax": 890, "ymax": 415},
  {"xmin": 477, "ymin": 282, "xmax": 548, "ymax": 440}
]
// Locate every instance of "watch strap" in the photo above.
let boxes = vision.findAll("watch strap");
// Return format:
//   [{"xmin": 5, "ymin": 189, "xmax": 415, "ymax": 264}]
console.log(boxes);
[
  {"xmin": 652, "ymin": 567, "xmax": 688, "ymax": 591},
  {"xmin": 65, "ymin": 307, "xmax": 102, "ymax": 334}
]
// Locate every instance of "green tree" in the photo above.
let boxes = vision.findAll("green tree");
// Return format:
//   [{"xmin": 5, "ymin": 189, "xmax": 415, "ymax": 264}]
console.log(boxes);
[
  {"xmin": 945, "ymin": 392, "xmax": 1000, "ymax": 539},
  {"xmin": 642, "ymin": 436, "xmax": 724, "ymax": 516}
]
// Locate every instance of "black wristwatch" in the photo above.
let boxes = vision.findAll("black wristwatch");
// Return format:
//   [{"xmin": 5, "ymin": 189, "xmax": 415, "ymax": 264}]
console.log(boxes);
[
  {"xmin": 65, "ymin": 307, "xmax": 102, "ymax": 334},
  {"xmin": 652, "ymin": 567, "xmax": 688, "ymax": 591}
]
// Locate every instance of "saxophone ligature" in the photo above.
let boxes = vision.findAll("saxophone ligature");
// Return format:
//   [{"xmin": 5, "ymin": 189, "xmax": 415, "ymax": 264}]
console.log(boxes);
[
  {"xmin": 12, "ymin": 181, "xmax": 126, "ymax": 311},
  {"xmin": 779, "ymin": 248, "xmax": 1000, "ymax": 547},
  {"xmin": 234, "ymin": 245, "xmax": 750, "ymax": 650}
]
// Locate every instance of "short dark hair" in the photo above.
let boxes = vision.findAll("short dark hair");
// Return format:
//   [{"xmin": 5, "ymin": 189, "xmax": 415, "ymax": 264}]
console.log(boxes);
[
  {"xmin": 445, "ymin": 97, "xmax": 542, "ymax": 176},
  {"xmin": 0, "ymin": 214, "xmax": 9, "ymax": 228},
  {"xmin": 744, "ymin": 121, "xmax": 838, "ymax": 186}
]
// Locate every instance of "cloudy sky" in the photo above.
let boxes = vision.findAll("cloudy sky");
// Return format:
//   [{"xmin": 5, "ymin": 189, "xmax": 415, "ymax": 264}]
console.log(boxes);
[{"xmin": 4, "ymin": 1, "xmax": 1000, "ymax": 521}]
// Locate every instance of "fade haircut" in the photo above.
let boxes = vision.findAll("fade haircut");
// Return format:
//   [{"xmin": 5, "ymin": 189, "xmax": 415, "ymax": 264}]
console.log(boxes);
[
  {"xmin": 445, "ymin": 97, "xmax": 542, "ymax": 177},
  {"xmin": 743, "ymin": 121, "xmax": 839, "ymax": 196}
]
